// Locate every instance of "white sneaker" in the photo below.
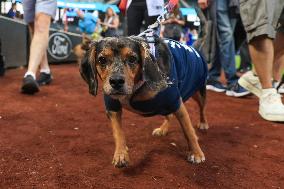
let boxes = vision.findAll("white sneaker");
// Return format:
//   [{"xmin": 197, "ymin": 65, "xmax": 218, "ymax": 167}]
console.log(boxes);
[
  {"xmin": 279, "ymin": 84, "xmax": 284, "ymax": 94},
  {"xmin": 273, "ymin": 81, "xmax": 284, "ymax": 94},
  {"xmin": 259, "ymin": 88, "xmax": 284, "ymax": 122},
  {"xmin": 238, "ymin": 71, "xmax": 262, "ymax": 97}
]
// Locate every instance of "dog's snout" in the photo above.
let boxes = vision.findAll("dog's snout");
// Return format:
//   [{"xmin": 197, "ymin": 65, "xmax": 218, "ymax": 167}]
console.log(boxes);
[{"xmin": 109, "ymin": 75, "xmax": 125, "ymax": 90}]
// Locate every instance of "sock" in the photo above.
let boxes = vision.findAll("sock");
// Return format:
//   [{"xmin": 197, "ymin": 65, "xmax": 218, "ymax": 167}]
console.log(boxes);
[
  {"xmin": 262, "ymin": 88, "xmax": 277, "ymax": 96},
  {"xmin": 40, "ymin": 68, "xmax": 51, "ymax": 74},
  {"xmin": 24, "ymin": 71, "xmax": 36, "ymax": 80}
]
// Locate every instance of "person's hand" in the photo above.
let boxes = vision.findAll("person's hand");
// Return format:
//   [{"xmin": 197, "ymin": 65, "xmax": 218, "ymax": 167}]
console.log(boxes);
[
  {"xmin": 198, "ymin": 0, "xmax": 209, "ymax": 10},
  {"xmin": 173, "ymin": 18, "xmax": 179, "ymax": 23}
]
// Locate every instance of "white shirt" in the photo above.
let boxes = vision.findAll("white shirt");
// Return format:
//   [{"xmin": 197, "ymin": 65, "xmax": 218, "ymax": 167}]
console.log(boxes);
[{"xmin": 127, "ymin": 0, "xmax": 164, "ymax": 16}]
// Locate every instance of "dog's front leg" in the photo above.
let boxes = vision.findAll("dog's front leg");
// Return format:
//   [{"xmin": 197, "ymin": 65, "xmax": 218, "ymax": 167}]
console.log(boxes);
[
  {"xmin": 174, "ymin": 101, "xmax": 205, "ymax": 164},
  {"xmin": 107, "ymin": 110, "xmax": 129, "ymax": 168}
]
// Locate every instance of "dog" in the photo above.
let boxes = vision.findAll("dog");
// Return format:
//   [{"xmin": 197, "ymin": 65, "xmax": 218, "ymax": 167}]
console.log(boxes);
[
  {"xmin": 79, "ymin": 36, "xmax": 208, "ymax": 168},
  {"xmin": 73, "ymin": 34, "xmax": 92, "ymax": 65}
]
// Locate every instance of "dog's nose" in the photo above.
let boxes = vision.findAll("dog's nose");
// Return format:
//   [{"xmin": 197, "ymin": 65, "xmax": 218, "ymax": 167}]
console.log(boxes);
[{"xmin": 109, "ymin": 75, "xmax": 125, "ymax": 90}]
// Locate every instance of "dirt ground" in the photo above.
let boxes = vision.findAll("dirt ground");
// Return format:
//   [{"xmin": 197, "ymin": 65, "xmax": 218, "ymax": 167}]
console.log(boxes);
[{"xmin": 0, "ymin": 64, "xmax": 283, "ymax": 189}]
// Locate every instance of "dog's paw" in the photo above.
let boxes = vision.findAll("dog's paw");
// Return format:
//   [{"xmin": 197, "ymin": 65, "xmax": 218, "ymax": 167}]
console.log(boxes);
[
  {"xmin": 152, "ymin": 128, "xmax": 168, "ymax": 137},
  {"xmin": 187, "ymin": 151, "xmax": 205, "ymax": 164},
  {"xmin": 112, "ymin": 150, "xmax": 130, "ymax": 168},
  {"xmin": 197, "ymin": 122, "xmax": 209, "ymax": 130}
]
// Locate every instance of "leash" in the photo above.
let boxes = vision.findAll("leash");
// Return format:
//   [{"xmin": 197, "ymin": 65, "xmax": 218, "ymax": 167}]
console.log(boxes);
[
  {"xmin": 138, "ymin": 0, "xmax": 178, "ymax": 38},
  {"xmin": 138, "ymin": 4, "xmax": 169, "ymax": 39},
  {"xmin": 137, "ymin": 0, "xmax": 178, "ymax": 56},
  {"xmin": 137, "ymin": 5, "xmax": 168, "ymax": 57}
]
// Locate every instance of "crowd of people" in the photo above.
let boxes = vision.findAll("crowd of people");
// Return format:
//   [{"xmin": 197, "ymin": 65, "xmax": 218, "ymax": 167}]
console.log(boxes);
[
  {"xmin": 1, "ymin": 0, "xmax": 284, "ymax": 122},
  {"xmin": 197, "ymin": 0, "xmax": 284, "ymax": 122}
]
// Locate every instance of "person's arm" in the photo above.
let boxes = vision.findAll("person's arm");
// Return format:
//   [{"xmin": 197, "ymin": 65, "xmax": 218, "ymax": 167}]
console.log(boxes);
[
  {"xmin": 102, "ymin": 17, "xmax": 119, "ymax": 29},
  {"xmin": 173, "ymin": 17, "xmax": 185, "ymax": 26},
  {"xmin": 93, "ymin": 18, "xmax": 101, "ymax": 33},
  {"xmin": 161, "ymin": 19, "xmax": 173, "ymax": 25}
]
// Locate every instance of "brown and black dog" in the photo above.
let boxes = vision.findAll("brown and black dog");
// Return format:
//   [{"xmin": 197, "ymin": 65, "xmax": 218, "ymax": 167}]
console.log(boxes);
[{"xmin": 79, "ymin": 36, "xmax": 208, "ymax": 168}]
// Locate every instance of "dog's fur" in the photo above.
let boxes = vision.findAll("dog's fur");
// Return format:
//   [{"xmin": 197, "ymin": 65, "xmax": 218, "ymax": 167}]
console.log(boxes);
[
  {"xmin": 78, "ymin": 36, "xmax": 208, "ymax": 168},
  {"xmin": 73, "ymin": 34, "xmax": 92, "ymax": 65}
]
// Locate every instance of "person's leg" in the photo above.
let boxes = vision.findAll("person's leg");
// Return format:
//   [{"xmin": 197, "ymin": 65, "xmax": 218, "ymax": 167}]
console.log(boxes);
[
  {"xmin": 21, "ymin": 0, "xmax": 56, "ymax": 94},
  {"xmin": 273, "ymin": 28, "xmax": 284, "ymax": 82},
  {"xmin": 34, "ymin": 0, "xmax": 56, "ymax": 75},
  {"xmin": 249, "ymin": 36, "xmax": 274, "ymax": 88},
  {"xmin": 127, "ymin": 3, "xmax": 145, "ymax": 35},
  {"xmin": 144, "ymin": 14, "xmax": 158, "ymax": 29},
  {"xmin": 238, "ymin": 0, "xmax": 284, "ymax": 121},
  {"xmin": 31, "ymin": 0, "xmax": 56, "ymax": 86},
  {"xmin": 39, "ymin": 52, "xmax": 50, "ymax": 72},
  {"xmin": 206, "ymin": 47, "xmax": 227, "ymax": 93},
  {"xmin": 205, "ymin": 1, "xmax": 226, "ymax": 92},
  {"xmin": 239, "ymin": 41, "xmax": 252, "ymax": 72},
  {"xmin": 21, "ymin": 0, "xmax": 39, "ymax": 94},
  {"xmin": 208, "ymin": 45, "xmax": 221, "ymax": 81},
  {"xmin": 26, "ymin": 13, "xmax": 51, "ymax": 75},
  {"xmin": 216, "ymin": 0, "xmax": 237, "ymax": 86},
  {"xmin": 273, "ymin": 12, "xmax": 284, "ymax": 92}
]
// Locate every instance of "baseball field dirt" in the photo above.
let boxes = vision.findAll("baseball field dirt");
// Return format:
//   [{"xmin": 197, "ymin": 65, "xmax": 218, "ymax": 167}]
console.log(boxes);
[{"xmin": 0, "ymin": 64, "xmax": 283, "ymax": 188}]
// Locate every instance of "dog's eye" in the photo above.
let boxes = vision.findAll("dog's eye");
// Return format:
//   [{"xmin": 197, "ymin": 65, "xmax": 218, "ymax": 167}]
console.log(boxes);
[
  {"xmin": 128, "ymin": 55, "xmax": 137, "ymax": 64},
  {"xmin": 98, "ymin": 56, "xmax": 107, "ymax": 66}
]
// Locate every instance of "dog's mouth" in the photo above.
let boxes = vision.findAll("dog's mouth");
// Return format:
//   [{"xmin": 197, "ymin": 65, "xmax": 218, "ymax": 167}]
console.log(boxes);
[
  {"xmin": 103, "ymin": 83, "xmax": 133, "ymax": 98},
  {"xmin": 110, "ymin": 91, "xmax": 126, "ymax": 95}
]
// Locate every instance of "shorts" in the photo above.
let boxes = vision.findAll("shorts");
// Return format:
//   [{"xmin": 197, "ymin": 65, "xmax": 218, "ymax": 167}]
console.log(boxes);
[
  {"xmin": 23, "ymin": 0, "xmax": 57, "ymax": 24},
  {"xmin": 240, "ymin": 0, "xmax": 284, "ymax": 42}
]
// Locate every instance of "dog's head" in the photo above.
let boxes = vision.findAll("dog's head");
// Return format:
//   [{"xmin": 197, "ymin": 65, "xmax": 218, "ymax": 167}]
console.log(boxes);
[{"xmin": 79, "ymin": 36, "xmax": 170, "ymax": 99}]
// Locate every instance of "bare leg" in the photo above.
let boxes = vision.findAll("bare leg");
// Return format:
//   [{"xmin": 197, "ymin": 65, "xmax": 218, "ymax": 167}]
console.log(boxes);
[
  {"xmin": 27, "ymin": 13, "xmax": 51, "ymax": 75},
  {"xmin": 192, "ymin": 88, "xmax": 209, "ymax": 130},
  {"xmin": 273, "ymin": 31, "xmax": 284, "ymax": 82},
  {"xmin": 28, "ymin": 20, "xmax": 50, "ymax": 72},
  {"xmin": 107, "ymin": 111, "xmax": 129, "ymax": 168},
  {"xmin": 152, "ymin": 114, "xmax": 173, "ymax": 136},
  {"xmin": 39, "ymin": 52, "xmax": 50, "ymax": 71},
  {"xmin": 174, "ymin": 101, "xmax": 205, "ymax": 164},
  {"xmin": 28, "ymin": 23, "xmax": 34, "ymax": 41},
  {"xmin": 248, "ymin": 36, "xmax": 274, "ymax": 89}
]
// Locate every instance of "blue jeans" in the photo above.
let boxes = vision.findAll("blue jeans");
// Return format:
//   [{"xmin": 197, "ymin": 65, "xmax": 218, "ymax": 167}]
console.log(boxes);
[{"xmin": 209, "ymin": 0, "xmax": 238, "ymax": 86}]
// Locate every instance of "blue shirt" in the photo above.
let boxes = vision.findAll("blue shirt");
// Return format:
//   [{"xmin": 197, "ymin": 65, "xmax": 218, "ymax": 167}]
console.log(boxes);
[
  {"xmin": 104, "ymin": 39, "xmax": 208, "ymax": 116},
  {"xmin": 78, "ymin": 13, "xmax": 97, "ymax": 35}
]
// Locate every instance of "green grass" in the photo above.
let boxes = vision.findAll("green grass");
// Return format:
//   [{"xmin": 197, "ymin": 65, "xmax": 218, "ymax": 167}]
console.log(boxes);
[{"xmin": 235, "ymin": 55, "xmax": 241, "ymax": 69}]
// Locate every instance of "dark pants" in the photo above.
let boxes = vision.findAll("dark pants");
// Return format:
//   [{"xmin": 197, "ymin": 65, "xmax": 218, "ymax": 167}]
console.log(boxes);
[
  {"xmin": 239, "ymin": 41, "xmax": 251, "ymax": 70},
  {"xmin": 127, "ymin": 2, "xmax": 158, "ymax": 36},
  {"xmin": 209, "ymin": 0, "xmax": 238, "ymax": 86}
]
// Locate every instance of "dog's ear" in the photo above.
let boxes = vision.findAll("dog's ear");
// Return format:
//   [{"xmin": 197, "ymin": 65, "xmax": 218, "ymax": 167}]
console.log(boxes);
[
  {"xmin": 129, "ymin": 36, "xmax": 168, "ymax": 91},
  {"xmin": 154, "ymin": 37, "xmax": 171, "ymax": 76},
  {"xmin": 79, "ymin": 41, "xmax": 98, "ymax": 96}
]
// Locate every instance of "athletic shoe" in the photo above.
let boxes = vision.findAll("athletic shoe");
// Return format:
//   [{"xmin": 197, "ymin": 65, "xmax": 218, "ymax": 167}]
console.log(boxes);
[
  {"xmin": 206, "ymin": 79, "xmax": 226, "ymax": 92},
  {"xmin": 238, "ymin": 71, "xmax": 262, "ymax": 97},
  {"xmin": 37, "ymin": 72, "xmax": 53, "ymax": 86},
  {"xmin": 278, "ymin": 84, "xmax": 284, "ymax": 94},
  {"xmin": 226, "ymin": 82, "xmax": 251, "ymax": 97},
  {"xmin": 273, "ymin": 80, "xmax": 284, "ymax": 94},
  {"xmin": 259, "ymin": 88, "xmax": 284, "ymax": 122},
  {"xmin": 21, "ymin": 75, "xmax": 39, "ymax": 94}
]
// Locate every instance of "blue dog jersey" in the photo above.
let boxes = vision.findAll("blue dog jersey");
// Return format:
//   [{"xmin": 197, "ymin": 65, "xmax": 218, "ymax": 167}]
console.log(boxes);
[{"xmin": 104, "ymin": 39, "xmax": 208, "ymax": 116}]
